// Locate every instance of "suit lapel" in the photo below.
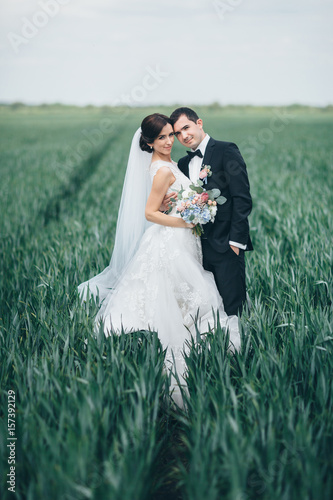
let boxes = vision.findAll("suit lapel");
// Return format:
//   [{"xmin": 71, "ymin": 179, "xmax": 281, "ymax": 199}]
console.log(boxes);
[
  {"xmin": 179, "ymin": 156, "xmax": 190, "ymax": 179},
  {"xmin": 202, "ymin": 137, "xmax": 215, "ymax": 168}
]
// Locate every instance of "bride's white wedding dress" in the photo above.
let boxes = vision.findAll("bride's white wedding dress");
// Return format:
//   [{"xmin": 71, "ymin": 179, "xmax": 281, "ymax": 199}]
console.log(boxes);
[{"xmin": 79, "ymin": 159, "xmax": 240, "ymax": 407}]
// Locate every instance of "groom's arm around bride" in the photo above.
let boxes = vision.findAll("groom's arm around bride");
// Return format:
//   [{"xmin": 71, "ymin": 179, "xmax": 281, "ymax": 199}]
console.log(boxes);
[{"xmin": 170, "ymin": 107, "xmax": 253, "ymax": 317}]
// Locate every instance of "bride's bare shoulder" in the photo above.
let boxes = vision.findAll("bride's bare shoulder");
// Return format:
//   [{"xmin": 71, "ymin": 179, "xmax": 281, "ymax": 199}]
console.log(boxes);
[
  {"xmin": 150, "ymin": 161, "xmax": 176, "ymax": 184},
  {"xmin": 152, "ymin": 165, "xmax": 174, "ymax": 179},
  {"xmin": 150, "ymin": 160, "xmax": 174, "ymax": 176}
]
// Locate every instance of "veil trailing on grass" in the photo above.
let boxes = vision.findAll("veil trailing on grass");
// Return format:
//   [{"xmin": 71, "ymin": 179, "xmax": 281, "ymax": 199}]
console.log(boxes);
[{"xmin": 78, "ymin": 127, "xmax": 153, "ymax": 309}]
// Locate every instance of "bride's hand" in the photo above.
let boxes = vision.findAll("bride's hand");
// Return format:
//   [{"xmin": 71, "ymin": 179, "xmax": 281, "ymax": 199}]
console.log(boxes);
[
  {"xmin": 179, "ymin": 220, "xmax": 195, "ymax": 229},
  {"xmin": 159, "ymin": 191, "xmax": 177, "ymax": 212}
]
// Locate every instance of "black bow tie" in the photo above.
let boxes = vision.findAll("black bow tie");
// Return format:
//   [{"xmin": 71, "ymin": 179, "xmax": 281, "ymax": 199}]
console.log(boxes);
[{"xmin": 187, "ymin": 149, "xmax": 203, "ymax": 160}]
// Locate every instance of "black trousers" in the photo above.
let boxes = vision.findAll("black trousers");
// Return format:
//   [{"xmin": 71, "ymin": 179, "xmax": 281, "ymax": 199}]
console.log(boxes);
[{"xmin": 201, "ymin": 239, "xmax": 247, "ymax": 317}]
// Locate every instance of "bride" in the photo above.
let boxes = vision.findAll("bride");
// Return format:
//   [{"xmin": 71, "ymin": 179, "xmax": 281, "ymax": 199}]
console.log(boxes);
[{"xmin": 78, "ymin": 113, "xmax": 240, "ymax": 406}]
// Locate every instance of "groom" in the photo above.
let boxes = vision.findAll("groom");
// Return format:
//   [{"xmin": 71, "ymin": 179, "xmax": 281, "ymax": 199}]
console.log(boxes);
[{"xmin": 168, "ymin": 107, "xmax": 253, "ymax": 317}]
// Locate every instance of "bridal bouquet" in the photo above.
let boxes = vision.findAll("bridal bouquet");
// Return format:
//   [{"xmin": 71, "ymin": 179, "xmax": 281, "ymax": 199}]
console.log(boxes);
[{"xmin": 171, "ymin": 169, "xmax": 226, "ymax": 236}]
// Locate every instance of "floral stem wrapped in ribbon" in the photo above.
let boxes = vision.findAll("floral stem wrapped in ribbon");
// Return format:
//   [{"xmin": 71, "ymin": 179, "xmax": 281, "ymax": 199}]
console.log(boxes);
[
  {"xmin": 199, "ymin": 164, "xmax": 212, "ymax": 184},
  {"xmin": 170, "ymin": 166, "xmax": 227, "ymax": 237}
]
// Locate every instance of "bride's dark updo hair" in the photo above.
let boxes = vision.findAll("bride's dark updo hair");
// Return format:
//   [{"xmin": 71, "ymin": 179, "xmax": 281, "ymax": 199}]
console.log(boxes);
[{"xmin": 139, "ymin": 113, "xmax": 172, "ymax": 152}]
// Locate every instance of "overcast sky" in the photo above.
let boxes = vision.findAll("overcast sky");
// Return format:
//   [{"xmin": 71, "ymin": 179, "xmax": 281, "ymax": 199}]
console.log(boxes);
[{"xmin": 0, "ymin": 0, "xmax": 332, "ymax": 106}]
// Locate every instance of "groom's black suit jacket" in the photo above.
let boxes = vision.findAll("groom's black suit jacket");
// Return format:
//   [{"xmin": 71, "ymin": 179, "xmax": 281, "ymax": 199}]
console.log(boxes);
[{"xmin": 178, "ymin": 137, "xmax": 253, "ymax": 254}]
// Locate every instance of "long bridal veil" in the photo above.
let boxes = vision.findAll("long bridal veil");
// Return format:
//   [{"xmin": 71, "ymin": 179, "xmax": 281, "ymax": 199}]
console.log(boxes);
[{"xmin": 77, "ymin": 127, "xmax": 153, "ymax": 315}]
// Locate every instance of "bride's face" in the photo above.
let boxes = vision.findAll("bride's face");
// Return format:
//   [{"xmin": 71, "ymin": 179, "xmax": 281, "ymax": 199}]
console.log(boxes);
[{"xmin": 149, "ymin": 123, "xmax": 174, "ymax": 154}]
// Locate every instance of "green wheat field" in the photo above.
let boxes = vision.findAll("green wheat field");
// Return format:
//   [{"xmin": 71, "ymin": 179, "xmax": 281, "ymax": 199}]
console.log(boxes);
[{"xmin": 0, "ymin": 104, "xmax": 332, "ymax": 500}]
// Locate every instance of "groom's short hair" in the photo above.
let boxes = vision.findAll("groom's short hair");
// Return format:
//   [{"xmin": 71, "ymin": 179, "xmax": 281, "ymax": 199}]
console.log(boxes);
[{"xmin": 170, "ymin": 107, "xmax": 199, "ymax": 125}]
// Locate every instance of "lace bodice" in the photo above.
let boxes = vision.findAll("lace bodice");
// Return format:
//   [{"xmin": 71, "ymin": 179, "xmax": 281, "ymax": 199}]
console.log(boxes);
[{"xmin": 149, "ymin": 160, "xmax": 191, "ymax": 194}]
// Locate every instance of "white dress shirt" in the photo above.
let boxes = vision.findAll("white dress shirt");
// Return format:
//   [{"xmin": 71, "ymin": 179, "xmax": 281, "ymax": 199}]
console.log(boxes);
[
  {"xmin": 189, "ymin": 134, "xmax": 247, "ymax": 251},
  {"xmin": 188, "ymin": 134, "xmax": 211, "ymax": 183}
]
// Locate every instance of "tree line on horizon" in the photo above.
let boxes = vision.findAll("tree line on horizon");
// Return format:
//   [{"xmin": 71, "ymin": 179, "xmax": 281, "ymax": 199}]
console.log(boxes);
[{"xmin": 1, "ymin": 101, "xmax": 333, "ymax": 112}]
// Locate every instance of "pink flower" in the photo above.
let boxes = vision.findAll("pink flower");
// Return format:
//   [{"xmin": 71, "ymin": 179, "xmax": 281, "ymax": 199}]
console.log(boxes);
[
  {"xmin": 199, "ymin": 170, "xmax": 208, "ymax": 179},
  {"xmin": 200, "ymin": 192, "xmax": 209, "ymax": 203}
]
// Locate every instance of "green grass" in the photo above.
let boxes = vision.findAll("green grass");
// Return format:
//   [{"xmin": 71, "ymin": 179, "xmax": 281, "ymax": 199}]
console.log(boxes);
[{"xmin": 0, "ymin": 106, "xmax": 332, "ymax": 500}]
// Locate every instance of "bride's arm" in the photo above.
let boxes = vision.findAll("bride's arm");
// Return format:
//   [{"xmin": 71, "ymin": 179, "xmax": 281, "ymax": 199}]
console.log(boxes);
[{"xmin": 145, "ymin": 167, "xmax": 194, "ymax": 228}]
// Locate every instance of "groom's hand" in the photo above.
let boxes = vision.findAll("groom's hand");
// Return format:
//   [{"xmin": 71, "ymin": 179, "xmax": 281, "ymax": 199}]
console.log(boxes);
[
  {"xmin": 230, "ymin": 245, "xmax": 240, "ymax": 255},
  {"xmin": 159, "ymin": 191, "xmax": 177, "ymax": 212}
]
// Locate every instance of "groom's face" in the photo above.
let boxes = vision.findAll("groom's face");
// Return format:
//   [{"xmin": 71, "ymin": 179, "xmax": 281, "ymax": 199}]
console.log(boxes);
[{"xmin": 173, "ymin": 114, "xmax": 205, "ymax": 150}]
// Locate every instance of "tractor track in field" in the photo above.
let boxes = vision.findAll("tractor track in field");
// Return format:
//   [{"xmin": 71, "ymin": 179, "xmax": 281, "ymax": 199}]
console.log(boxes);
[
  {"xmin": 42, "ymin": 134, "xmax": 115, "ymax": 226},
  {"xmin": 0, "ymin": 132, "xmax": 117, "ymax": 315}
]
